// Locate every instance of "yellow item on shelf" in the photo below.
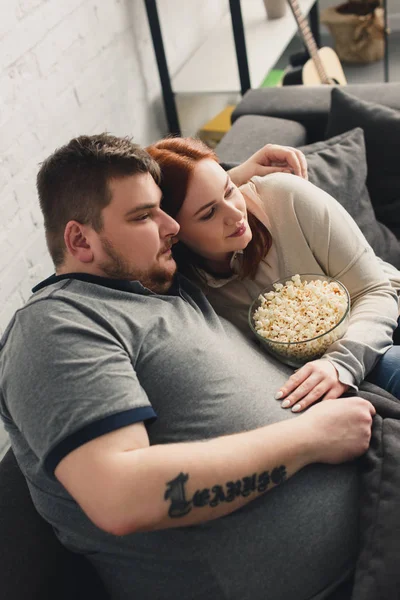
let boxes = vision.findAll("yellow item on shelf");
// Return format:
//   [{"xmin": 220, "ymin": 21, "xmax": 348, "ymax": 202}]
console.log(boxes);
[{"xmin": 198, "ymin": 105, "xmax": 236, "ymax": 148}]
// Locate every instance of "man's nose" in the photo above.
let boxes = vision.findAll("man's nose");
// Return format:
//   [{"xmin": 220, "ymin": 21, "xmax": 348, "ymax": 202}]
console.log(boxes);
[{"xmin": 161, "ymin": 211, "xmax": 180, "ymax": 237}]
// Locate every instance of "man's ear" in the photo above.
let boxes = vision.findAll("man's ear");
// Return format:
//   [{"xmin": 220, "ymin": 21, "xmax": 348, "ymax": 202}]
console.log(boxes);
[{"xmin": 64, "ymin": 221, "xmax": 94, "ymax": 263}]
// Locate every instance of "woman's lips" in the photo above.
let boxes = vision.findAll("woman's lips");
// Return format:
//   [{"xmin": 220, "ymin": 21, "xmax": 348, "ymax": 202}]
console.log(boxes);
[{"xmin": 229, "ymin": 222, "xmax": 246, "ymax": 238}]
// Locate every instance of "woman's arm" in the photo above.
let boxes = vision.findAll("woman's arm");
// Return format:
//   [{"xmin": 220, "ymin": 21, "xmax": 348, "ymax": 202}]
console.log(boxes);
[
  {"xmin": 253, "ymin": 174, "xmax": 399, "ymax": 410},
  {"xmin": 227, "ymin": 144, "xmax": 308, "ymax": 188}
]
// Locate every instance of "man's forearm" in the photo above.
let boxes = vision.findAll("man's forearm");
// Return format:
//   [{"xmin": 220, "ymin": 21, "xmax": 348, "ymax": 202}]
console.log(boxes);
[
  {"xmin": 57, "ymin": 398, "xmax": 373, "ymax": 536},
  {"xmin": 77, "ymin": 418, "xmax": 313, "ymax": 535}
]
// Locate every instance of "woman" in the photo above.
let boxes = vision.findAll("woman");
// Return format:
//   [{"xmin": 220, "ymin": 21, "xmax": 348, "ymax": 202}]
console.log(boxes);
[{"xmin": 146, "ymin": 138, "xmax": 400, "ymax": 407}]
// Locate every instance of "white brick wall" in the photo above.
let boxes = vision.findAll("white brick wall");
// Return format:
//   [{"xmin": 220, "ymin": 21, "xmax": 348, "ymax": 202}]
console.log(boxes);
[{"xmin": 0, "ymin": 0, "xmax": 227, "ymax": 453}]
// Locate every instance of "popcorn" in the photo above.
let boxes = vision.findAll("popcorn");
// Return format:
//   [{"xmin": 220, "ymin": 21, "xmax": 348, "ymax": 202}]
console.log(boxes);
[{"xmin": 252, "ymin": 275, "xmax": 349, "ymax": 364}]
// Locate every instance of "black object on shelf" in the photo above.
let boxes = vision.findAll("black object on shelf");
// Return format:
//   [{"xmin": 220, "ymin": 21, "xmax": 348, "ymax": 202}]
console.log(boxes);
[
  {"xmin": 288, "ymin": 3, "xmax": 320, "ymax": 70},
  {"xmin": 309, "ymin": 0, "xmax": 321, "ymax": 48},
  {"xmin": 289, "ymin": 49, "xmax": 310, "ymax": 67}
]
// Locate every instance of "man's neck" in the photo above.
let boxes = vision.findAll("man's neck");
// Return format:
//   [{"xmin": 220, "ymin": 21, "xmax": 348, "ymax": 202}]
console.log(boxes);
[{"xmin": 56, "ymin": 262, "xmax": 101, "ymax": 277}]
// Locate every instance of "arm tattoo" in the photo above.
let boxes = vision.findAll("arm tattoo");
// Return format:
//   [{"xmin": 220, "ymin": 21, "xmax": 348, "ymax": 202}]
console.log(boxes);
[{"xmin": 164, "ymin": 466, "xmax": 287, "ymax": 518}]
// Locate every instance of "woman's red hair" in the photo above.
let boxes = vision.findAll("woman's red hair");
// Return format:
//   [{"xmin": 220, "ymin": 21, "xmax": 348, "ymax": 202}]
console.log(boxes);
[{"xmin": 146, "ymin": 137, "xmax": 271, "ymax": 279}]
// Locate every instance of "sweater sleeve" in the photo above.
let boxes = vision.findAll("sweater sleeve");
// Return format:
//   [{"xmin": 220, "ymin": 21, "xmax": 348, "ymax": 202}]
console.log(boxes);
[{"xmin": 256, "ymin": 173, "xmax": 399, "ymax": 389}]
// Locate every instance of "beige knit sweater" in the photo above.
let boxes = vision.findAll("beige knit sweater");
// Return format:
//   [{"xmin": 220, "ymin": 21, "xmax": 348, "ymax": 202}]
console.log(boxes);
[{"xmin": 199, "ymin": 173, "xmax": 400, "ymax": 389}]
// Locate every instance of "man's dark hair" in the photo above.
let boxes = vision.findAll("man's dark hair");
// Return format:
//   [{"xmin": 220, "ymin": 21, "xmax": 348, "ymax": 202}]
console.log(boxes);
[{"xmin": 37, "ymin": 133, "xmax": 161, "ymax": 267}]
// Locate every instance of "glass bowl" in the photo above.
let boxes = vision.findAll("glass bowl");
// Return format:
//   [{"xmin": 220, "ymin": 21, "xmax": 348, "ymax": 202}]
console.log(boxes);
[{"xmin": 248, "ymin": 274, "xmax": 350, "ymax": 368}]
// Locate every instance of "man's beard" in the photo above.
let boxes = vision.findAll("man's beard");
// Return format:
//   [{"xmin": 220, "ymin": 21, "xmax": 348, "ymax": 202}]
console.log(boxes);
[{"xmin": 98, "ymin": 236, "xmax": 177, "ymax": 294}]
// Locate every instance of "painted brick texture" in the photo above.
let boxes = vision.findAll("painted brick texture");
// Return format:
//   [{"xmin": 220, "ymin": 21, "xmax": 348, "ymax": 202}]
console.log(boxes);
[{"xmin": 0, "ymin": 0, "xmax": 226, "ymax": 452}]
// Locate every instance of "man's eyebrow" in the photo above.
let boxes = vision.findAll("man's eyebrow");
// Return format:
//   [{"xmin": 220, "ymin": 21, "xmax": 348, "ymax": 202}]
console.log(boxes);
[
  {"xmin": 124, "ymin": 203, "xmax": 159, "ymax": 218},
  {"xmin": 193, "ymin": 175, "xmax": 230, "ymax": 217}
]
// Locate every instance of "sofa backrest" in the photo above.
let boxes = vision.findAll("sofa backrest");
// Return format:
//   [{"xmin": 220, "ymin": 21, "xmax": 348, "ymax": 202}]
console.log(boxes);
[{"xmin": 232, "ymin": 83, "xmax": 400, "ymax": 142}]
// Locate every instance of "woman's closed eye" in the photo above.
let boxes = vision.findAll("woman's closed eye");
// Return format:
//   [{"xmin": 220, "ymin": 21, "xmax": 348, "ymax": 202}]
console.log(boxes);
[
  {"xmin": 225, "ymin": 186, "xmax": 234, "ymax": 198},
  {"xmin": 200, "ymin": 205, "xmax": 216, "ymax": 221},
  {"xmin": 200, "ymin": 187, "xmax": 235, "ymax": 221}
]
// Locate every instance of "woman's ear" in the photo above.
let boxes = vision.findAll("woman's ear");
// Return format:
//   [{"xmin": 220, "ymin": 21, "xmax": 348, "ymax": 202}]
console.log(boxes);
[{"xmin": 64, "ymin": 221, "xmax": 94, "ymax": 263}]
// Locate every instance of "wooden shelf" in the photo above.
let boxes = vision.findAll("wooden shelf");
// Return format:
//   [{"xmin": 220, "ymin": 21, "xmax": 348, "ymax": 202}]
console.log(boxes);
[{"xmin": 172, "ymin": 0, "xmax": 316, "ymax": 95}]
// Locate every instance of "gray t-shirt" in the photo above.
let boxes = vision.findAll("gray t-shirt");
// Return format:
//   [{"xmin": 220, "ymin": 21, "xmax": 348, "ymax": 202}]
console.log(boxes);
[{"xmin": 0, "ymin": 274, "xmax": 358, "ymax": 600}]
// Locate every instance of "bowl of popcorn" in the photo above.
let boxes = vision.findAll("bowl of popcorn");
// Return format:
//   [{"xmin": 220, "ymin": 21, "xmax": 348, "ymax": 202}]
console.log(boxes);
[{"xmin": 248, "ymin": 274, "xmax": 350, "ymax": 368}]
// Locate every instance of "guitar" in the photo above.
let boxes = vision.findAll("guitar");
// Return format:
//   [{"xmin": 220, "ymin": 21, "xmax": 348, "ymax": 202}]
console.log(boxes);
[{"xmin": 282, "ymin": 0, "xmax": 347, "ymax": 86}]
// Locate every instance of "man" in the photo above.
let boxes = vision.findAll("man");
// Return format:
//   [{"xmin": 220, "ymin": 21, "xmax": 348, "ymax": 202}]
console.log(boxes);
[{"xmin": 0, "ymin": 134, "xmax": 375, "ymax": 600}]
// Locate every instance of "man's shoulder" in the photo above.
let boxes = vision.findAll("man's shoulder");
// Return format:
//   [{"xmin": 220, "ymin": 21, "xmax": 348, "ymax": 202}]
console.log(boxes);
[{"xmin": 0, "ymin": 279, "xmax": 107, "ymax": 356}]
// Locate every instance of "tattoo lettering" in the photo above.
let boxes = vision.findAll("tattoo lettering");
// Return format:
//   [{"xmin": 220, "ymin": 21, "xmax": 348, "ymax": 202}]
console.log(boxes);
[
  {"xmin": 164, "ymin": 472, "xmax": 192, "ymax": 518},
  {"xmin": 242, "ymin": 474, "xmax": 257, "ymax": 497},
  {"xmin": 210, "ymin": 484, "xmax": 226, "ymax": 507},
  {"xmin": 257, "ymin": 471, "xmax": 270, "ymax": 493},
  {"xmin": 164, "ymin": 465, "xmax": 288, "ymax": 518},
  {"xmin": 225, "ymin": 480, "xmax": 243, "ymax": 502},
  {"xmin": 192, "ymin": 488, "xmax": 211, "ymax": 508},
  {"xmin": 271, "ymin": 465, "xmax": 287, "ymax": 485}
]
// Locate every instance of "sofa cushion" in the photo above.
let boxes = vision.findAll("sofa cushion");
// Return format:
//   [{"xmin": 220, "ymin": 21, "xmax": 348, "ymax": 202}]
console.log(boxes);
[
  {"xmin": 216, "ymin": 114, "xmax": 307, "ymax": 167},
  {"xmin": 325, "ymin": 87, "xmax": 400, "ymax": 238},
  {"xmin": 298, "ymin": 127, "xmax": 400, "ymax": 268}
]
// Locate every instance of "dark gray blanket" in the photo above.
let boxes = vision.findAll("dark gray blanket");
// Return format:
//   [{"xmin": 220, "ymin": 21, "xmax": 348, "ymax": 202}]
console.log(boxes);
[{"xmin": 351, "ymin": 381, "xmax": 400, "ymax": 600}]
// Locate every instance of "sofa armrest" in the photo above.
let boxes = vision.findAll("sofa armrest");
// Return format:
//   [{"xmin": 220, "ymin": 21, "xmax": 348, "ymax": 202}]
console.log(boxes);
[
  {"xmin": 216, "ymin": 114, "xmax": 307, "ymax": 167},
  {"xmin": 232, "ymin": 83, "xmax": 400, "ymax": 142}
]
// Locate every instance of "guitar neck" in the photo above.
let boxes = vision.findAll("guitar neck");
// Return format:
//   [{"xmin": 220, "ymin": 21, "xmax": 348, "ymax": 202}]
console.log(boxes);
[{"xmin": 288, "ymin": 0, "xmax": 330, "ymax": 84}]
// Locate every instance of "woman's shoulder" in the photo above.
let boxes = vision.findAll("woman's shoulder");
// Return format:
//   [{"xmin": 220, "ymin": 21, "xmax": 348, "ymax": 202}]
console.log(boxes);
[
  {"xmin": 248, "ymin": 173, "xmax": 321, "ymax": 217},
  {"xmin": 251, "ymin": 172, "xmax": 337, "ymax": 216}
]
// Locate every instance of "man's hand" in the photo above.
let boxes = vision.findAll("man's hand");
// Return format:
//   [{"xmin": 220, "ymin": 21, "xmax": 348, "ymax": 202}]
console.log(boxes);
[
  {"xmin": 228, "ymin": 143, "xmax": 308, "ymax": 188},
  {"xmin": 300, "ymin": 397, "xmax": 375, "ymax": 465},
  {"xmin": 275, "ymin": 359, "xmax": 349, "ymax": 412}
]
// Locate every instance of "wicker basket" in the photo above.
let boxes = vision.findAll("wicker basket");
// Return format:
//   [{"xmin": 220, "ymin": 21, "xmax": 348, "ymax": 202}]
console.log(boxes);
[{"xmin": 321, "ymin": 2, "xmax": 385, "ymax": 64}]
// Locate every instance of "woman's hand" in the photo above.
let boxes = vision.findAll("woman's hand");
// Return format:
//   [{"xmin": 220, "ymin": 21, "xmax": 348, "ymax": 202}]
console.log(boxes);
[
  {"xmin": 228, "ymin": 144, "xmax": 308, "ymax": 187},
  {"xmin": 275, "ymin": 359, "xmax": 349, "ymax": 412}
]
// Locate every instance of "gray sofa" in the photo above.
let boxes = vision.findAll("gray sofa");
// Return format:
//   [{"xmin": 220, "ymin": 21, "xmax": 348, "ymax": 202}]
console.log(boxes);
[
  {"xmin": 0, "ymin": 446, "xmax": 109, "ymax": 599},
  {"xmin": 217, "ymin": 83, "xmax": 400, "ymax": 156},
  {"xmin": 2, "ymin": 83, "xmax": 399, "ymax": 600},
  {"xmin": 216, "ymin": 83, "xmax": 400, "ymax": 270}
]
